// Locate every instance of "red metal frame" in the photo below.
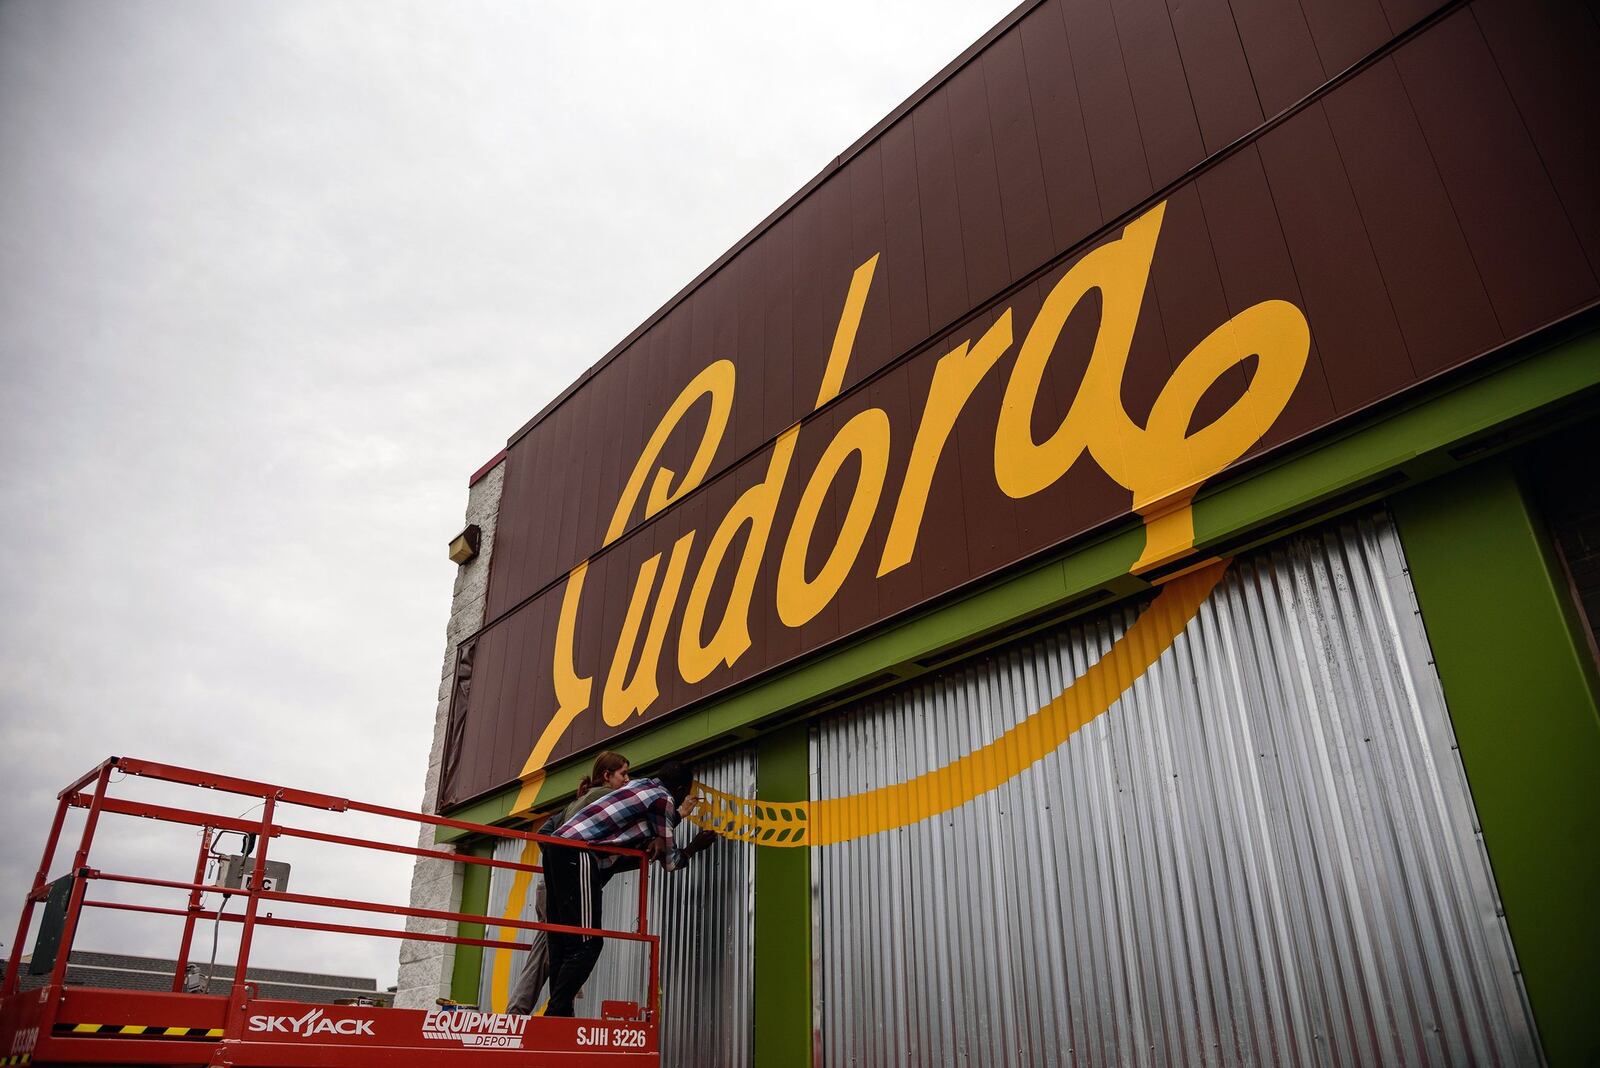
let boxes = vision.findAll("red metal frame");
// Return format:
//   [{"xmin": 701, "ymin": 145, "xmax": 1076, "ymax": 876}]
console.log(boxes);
[{"xmin": 0, "ymin": 756, "xmax": 660, "ymax": 1066}]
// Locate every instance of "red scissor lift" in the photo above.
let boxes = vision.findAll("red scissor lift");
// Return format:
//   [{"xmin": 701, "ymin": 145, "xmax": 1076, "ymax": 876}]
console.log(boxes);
[{"xmin": 0, "ymin": 757, "xmax": 662, "ymax": 1066}]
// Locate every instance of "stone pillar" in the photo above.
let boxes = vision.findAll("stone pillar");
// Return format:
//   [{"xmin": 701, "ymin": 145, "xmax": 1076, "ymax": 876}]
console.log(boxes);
[{"xmin": 394, "ymin": 456, "xmax": 505, "ymax": 1010}]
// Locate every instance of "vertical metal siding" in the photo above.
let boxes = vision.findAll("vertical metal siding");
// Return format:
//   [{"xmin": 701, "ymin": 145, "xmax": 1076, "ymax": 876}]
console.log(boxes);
[
  {"xmin": 477, "ymin": 833, "xmax": 537, "ymax": 1012},
  {"xmin": 811, "ymin": 511, "xmax": 1540, "ymax": 1066},
  {"xmin": 478, "ymin": 748, "xmax": 753, "ymax": 1066}
]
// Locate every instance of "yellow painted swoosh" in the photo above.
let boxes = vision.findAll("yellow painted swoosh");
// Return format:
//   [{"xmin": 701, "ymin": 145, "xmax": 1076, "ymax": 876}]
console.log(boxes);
[
  {"xmin": 488, "ymin": 837, "xmax": 540, "ymax": 1012},
  {"xmin": 687, "ymin": 559, "xmax": 1228, "ymax": 846}
]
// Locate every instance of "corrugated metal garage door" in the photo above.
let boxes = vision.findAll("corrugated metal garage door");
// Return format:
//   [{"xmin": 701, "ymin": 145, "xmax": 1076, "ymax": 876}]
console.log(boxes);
[
  {"xmin": 811, "ymin": 511, "xmax": 1539, "ymax": 1067},
  {"xmin": 480, "ymin": 747, "xmax": 755, "ymax": 1067}
]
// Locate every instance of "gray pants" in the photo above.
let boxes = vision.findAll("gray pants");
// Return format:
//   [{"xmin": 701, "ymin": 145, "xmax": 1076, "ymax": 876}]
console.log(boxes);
[{"xmin": 505, "ymin": 880, "xmax": 548, "ymax": 1015}]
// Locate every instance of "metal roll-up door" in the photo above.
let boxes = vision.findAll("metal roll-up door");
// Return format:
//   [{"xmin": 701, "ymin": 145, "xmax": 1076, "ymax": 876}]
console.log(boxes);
[
  {"xmin": 587, "ymin": 746, "xmax": 755, "ymax": 1067},
  {"xmin": 811, "ymin": 511, "xmax": 1539, "ymax": 1066},
  {"xmin": 480, "ymin": 747, "xmax": 755, "ymax": 1066}
]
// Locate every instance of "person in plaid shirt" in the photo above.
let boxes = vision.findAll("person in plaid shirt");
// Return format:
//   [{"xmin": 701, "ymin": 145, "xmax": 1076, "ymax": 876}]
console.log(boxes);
[
  {"xmin": 542, "ymin": 760, "xmax": 716, "ymax": 1017},
  {"xmin": 507, "ymin": 750, "xmax": 632, "ymax": 1017}
]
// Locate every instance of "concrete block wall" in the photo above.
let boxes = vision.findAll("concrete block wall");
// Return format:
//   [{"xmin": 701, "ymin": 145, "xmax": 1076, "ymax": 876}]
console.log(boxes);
[{"xmin": 393, "ymin": 457, "xmax": 505, "ymax": 1010}]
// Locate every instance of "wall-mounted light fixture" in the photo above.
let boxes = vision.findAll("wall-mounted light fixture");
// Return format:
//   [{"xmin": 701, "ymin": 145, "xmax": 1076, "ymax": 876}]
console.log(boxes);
[{"xmin": 448, "ymin": 524, "xmax": 482, "ymax": 565}]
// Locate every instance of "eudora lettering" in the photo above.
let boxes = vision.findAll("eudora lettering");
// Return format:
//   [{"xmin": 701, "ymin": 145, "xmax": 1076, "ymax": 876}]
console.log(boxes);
[{"xmin": 515, "ymin": 200, "xmax": 1310, "ymax": 797}]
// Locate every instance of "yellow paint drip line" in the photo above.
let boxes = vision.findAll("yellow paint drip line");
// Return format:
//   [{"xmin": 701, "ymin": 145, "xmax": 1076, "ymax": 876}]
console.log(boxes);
[{"xmin": 688, "ymin": 559, "xmax": 1228, "ymax": 846}]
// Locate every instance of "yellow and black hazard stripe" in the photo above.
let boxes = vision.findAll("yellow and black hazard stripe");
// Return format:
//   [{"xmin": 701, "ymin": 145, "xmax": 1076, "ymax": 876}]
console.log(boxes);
[
  {"xmin": 2, "ymin": 1053, "xmax": 33, "ymax": 1065},
  {"xmin": 54, "ymin": 1022, "xmax": 225, "ymax": 1039}
]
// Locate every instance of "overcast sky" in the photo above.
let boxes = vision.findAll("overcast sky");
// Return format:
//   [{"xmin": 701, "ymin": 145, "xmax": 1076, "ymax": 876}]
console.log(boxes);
[{"xmin": 0, "ymin": 0, "xmax": 1019, "ymax": 988}]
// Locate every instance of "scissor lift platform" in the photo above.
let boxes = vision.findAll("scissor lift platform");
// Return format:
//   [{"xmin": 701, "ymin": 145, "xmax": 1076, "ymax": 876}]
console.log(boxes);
[
  {"xmin": 1, "ymin": 986, "xmax": 657, "ymax": 1066},
  {"xmin": 1, "ymin": 757, "xmax": 662, "ymax": 1066}
]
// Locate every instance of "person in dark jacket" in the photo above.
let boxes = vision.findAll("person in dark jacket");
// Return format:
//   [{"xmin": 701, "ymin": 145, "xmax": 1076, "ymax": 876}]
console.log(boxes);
[
  {"xmin": 505, "ymin": 750, "xmax": 630, "ymax": 1016},
  {"xmin": 542, "ymin": 760, "xmax": 716, "ymax": 1018}
]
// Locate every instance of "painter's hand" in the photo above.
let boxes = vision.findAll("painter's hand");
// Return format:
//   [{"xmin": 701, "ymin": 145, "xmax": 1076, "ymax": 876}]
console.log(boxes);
[{"xmin": 684, "ymin": 829, "xmax": 718, "ymax": 859}]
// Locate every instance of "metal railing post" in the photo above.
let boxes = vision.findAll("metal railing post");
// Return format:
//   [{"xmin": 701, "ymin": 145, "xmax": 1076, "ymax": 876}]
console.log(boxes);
[
  {"xmin": 44, "ymin": 761, "xmax": 115, "ymax": 991},
  {"xmin": 638, "ymin": 857, "xmax": 654, "ymax": 1017},
  {"xmin": 1, "ymin": 791, "xmax": 72, "ymax": 996},
  {"xmin": 229, "ymin": 795, "xmax": 276, "ymax": 993},
  {"xmin": 637, "ymin": 852, "xmax": 650, "ymax": 937},
  {"xmin": 171, "ymin": 826, "xmax": 213, "ymax": 991}
]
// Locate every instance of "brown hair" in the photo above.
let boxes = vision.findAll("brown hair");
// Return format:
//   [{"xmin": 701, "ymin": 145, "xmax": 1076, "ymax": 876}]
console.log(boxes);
[{"xmin": 577, "ymin": 750, "xmax": 630, "ymax": 796}]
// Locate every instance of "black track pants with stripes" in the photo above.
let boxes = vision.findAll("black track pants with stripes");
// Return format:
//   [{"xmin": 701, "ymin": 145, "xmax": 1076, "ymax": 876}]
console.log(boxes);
[{"xmin": 544, "ymin": 842, "xmax": 605, "ymax": 1018}]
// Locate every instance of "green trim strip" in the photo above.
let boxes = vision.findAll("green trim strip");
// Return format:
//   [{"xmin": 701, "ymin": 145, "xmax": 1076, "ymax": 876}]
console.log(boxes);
[
  {"xmin": 1392, "ymin": 461, "xmax": 1600, "ymax": 1067},
  {"xmin": 450, "ymin": 839, "xmax": 493, "ymax": 1004},
  {"xmin": 752, "ymin": 724, "xmax": 812, "ymax": 1067},
  {"xmin": 440, "ymin": 328, "xmax": 1600, "ymax": 839}
]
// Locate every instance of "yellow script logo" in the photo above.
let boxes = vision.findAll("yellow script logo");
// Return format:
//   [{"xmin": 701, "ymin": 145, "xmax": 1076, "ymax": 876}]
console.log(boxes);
[{"xmin": 514, "ymin": 199, "xmax": 1310, "ymax": 799}]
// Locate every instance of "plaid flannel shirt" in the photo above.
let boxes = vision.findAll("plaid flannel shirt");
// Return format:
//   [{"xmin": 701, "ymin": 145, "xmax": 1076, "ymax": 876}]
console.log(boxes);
[{"xmin": 554, "ymin": 778, "xmax": 684, "ymax": 870}]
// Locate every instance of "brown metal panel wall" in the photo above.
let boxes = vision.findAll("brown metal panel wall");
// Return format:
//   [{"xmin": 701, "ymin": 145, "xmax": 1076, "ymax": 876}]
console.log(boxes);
[
  {"xmin": 1194, "ymin": 146, "xmax": 1337, "ymax": 456},
  {"xmin": 731, "ymin": 238, "xmax": 767, "ymax": 461},
  {"xmin": 989, "ymin": 276, "xmax": 1055, "ymax": 563},
  {"xmin": 615, "ymin": 333, "xmax": 652, "ymax": 537},
  {"xmin": 1168, "ymin": 0, "xmax": 1264, "ymax": 152},
  {"xmin": 496, "ymin": 610, "xmax": 541, "ymax": 789},
  {"xmin": 469, "ymin": 0, "xmax": 1539, "ymax": 618},
  {"xmin": 1257, "ymin": 105, "xmax": 1417, "ymax": 414},
  {"xmin": 1321, "ymin": 57, "xmax": 1503, "ymax": 377},
  {"xmin": 1228, "ymin": 0, "xmax": 1326, "ymax": 114},
  {"xmin": 591, "ymin": 373, "xmax": 626, "ymax": 557},
  {"xmin": 484, "ymin": 0, "xmax": 1489, "ymax": 613},
  {"xmin": 1061, "ymin": 0, "xmax": 1155, "ymax": 220},
  {"xmin": 1473, "ymin": 0, "xmax": 1600, "ymax": 277},
  {"xmin": 845, "ymin": 144, "xmax": 895, "ymax": 390},
  {"xmin": 876, "ymin": 120, "xmax": 933, "ymax": 361},
  {"xmin": 657, "ymin": 306, "xmax": 696, "ymax": 526},
  {"xmin": 1122, "ymin": 207, "xmax": 1177, "ymax": 423},
  {"xmin": 789, "ymin": 186, "xmax": 833, "ymax": 424},
  {"xmin": 445, "ymin": 631, "xmax": 489, "ymax": 805},
  {"xmin": 1396, "ymin": 8, "xmax": 1599, "ymax": 337},
  {"xmin": 902, "ymin": 325, "xmax": 975, "ymax": 604},
  {"xmin": 868, "ymin": 352, "xmax": 929, "ymax": 617},
  {"xmin": 1299, "ymin": 0, "xmax": 1399, "ymax": 73},
  {"xmin": 956, "ymin": 305, "xmax": 1022, "ymax": 580},
  {"xmin": 1016, "ymin": 1, "xmax": 1102, "ymax": 247},
  {"xmin": 1117, "ymin": 0, "xmax": 1206, "ymax": 189},
  {"xmin": 1385, "ymin": 0, "xmax": 1450, "ymax": 29},
  {"xmin": 442, "ymin": 2, "xmax": 1600, "ymax": 803},
  {"xmin": 523, "ymin": 422, "xmax": 561, "ymax": 610},
  {"xmin": 760, "ymin": 209, "xmax": 796, "ymax": 455},
  {"xmin": 548, "ymin": 394, "xmax": 583, "ymax": 584},
  {"xmin": 946, "ymin": 62, "xmax": 1012, "ymax": 311},
  {"xmin": 716, "ymin": 462, "xmax": 764, "ymax": 693},
  {"xmin": 1148, "ymin": 183, "xmax": 1238, "ymax": 434},
  {"xmin": 913, "ymin": 88, "xmax": 972, "ymax": 334},
  {"xmin": 482, "ymin": 443, "xmax": 525, "ymax": 620},
  {"xmin": 980, "ymin": 32, "xmax": 1055, "ymax": 283}
]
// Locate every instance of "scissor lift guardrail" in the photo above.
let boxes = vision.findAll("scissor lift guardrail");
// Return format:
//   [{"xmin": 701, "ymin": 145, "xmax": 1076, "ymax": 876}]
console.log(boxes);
[{"xmin": 0, "ymin": 756, "xmax": 660, "ymax": 1066}]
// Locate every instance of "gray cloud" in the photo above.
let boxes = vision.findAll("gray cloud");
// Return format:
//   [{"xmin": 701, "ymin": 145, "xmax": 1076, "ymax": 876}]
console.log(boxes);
[{"xmin": 0, "ymin": 0, "xmax": 1018, "ymax": 986}]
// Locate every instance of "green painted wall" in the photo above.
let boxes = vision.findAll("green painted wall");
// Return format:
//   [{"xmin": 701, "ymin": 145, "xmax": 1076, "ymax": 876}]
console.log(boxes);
[
  {"xmin": 753, "ymin": 723, "xmax": 812, "ymax": 1068},
  {"xmin": 1393, "ymin": 461, "xmax": 1600, "ymax": 1066},
  {"xmin": 450, "ymin": 839, "xmax": 493, "ymax": 1004}
]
